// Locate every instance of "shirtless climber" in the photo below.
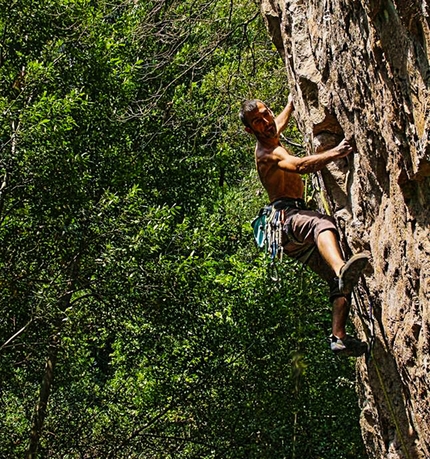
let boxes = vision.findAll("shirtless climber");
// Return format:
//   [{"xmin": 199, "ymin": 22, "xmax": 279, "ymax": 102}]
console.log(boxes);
[{"xmin": 239, "ymin": 95, "xmax": 369, "ymax": 357}]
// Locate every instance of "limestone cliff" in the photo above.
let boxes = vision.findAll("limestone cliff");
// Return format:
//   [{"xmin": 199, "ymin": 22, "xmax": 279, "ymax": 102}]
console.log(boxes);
[{"xmin": 260, "ymin": 0, "xmax": 430, "ymax": 457}]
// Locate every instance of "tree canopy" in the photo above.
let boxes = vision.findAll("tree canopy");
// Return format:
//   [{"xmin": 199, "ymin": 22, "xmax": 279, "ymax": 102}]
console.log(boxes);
[{"xmin": 0, "ymin": 1, "xmax": 366, "ymax": 457}]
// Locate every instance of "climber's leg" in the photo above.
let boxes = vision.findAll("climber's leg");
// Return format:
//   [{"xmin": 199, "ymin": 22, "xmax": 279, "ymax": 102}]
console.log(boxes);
[
  {"xmin": 315, "ymin": 229, "xmax": 344, "ymax": 276},
  {"xmin": 285, "ymin": 211, "xmax": 357, "ymax": 280},
  {"xmin": 316, "ymin": 229, "xmax": 369, "ymax": 294},
  {"xmin": 284, "ymin": 212, "xmax": 369, "ymax": 357},
  {"xmin": 331, "ymin": 295, "xmax": 349, "ymax": 339},
  {"xmin": 326, "ymin": 286, "xmax": 367, "ymax": 356},
  {"xmin": 300, "ymin": 249, "xmax": 367, "ymax": 357}
]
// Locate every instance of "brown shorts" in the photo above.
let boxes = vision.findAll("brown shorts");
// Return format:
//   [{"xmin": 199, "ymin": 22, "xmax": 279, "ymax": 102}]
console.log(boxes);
[{"xmin": 282, "ymin": 209, "xmax": 344, "ymax": 301}]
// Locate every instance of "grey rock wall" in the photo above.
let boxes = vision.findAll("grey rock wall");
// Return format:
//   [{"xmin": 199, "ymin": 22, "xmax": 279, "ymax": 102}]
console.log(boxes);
[{"xmin": 260, "ymin": 1, "xmax": 430, "ymax": 457}]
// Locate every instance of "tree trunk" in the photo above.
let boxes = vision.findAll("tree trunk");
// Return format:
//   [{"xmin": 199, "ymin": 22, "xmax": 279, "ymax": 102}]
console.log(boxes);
[
  {"xmin": 26, "ymin": 338, "xmax": 59, "ymax": 459},
  {"xmin": 26, "ymin": 259, "xmax": 79, "ymax": 458},
  {"xmin": 260, "ymin": 0, "xmax": 430, "ymax": 457}
]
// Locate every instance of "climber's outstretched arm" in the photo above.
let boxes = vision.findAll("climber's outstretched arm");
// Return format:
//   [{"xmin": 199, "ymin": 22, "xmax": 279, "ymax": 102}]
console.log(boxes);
[{"xmin": 275, "ymin": 138, "xmax": 353, "ymax": 174}]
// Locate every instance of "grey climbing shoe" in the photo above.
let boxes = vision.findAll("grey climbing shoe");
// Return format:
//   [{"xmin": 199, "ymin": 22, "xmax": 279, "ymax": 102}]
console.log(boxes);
[
  {"xmin": 329, "ymin": 334, "xmax": 367, "ymax": 357},
  {"xmin": 338, "ymin": 252, "xmax": 370, "ymax": 294}
]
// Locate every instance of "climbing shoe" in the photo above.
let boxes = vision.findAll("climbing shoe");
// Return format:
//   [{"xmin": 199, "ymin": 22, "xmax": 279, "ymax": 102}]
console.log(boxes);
[
  {"xmin": 329, "ymin": 334, "xmax": 367, "ymax": 357},
  {"xmin": 338, "ymin": 252, "xmax": 370, "ymax": 294}
]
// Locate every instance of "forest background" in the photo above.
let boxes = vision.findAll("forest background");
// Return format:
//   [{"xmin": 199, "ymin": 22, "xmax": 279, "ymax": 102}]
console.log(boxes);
[{"xmin": 1, "ymin": 0, "xmax": 367, "ymax": 457}]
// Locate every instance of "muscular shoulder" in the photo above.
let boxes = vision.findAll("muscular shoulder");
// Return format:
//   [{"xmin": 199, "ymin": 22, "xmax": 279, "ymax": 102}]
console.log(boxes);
[{"xmin": 256, "ymin": 143, "xmax": 290, "ymax": 164}]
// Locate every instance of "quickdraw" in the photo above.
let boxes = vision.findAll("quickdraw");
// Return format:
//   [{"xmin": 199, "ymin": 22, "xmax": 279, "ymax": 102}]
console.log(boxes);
[{"xmin": 251, "ymin": 205, "xmax": 286, "ymax": 281}]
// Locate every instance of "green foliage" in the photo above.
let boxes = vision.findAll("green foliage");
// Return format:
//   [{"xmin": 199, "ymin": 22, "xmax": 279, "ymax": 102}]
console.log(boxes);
[{"xmin": 0, "ymin": 1, "xmax": 366, "ymax": 458}]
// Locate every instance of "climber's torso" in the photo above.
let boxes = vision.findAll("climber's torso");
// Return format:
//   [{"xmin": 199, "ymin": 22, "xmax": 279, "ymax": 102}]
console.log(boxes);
[{"xmin": 255, "ymin": 143, "xmax": 305, "ymax": 203}]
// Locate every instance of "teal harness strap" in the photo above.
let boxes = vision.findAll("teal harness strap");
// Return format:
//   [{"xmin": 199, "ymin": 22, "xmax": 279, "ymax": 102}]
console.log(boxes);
[{"xmin": 251, "ymin": 212, "xmax": 267, "ymax": 248}]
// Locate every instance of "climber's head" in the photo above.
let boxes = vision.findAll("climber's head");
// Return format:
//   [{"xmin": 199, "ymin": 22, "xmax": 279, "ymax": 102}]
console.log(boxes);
[{"xmin": 239, "ymin": 99, "xmax": 277, "ymax": 139}]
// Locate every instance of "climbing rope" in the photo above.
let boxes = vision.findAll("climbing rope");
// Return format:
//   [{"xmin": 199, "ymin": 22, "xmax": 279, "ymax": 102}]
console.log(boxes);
[
  {"xmin": 371, "ymin": 355, "xmax": 412, "ymax": 459},
  {"xmin": 352, "ymin": 286, "xmax": 375, "ymax": 363},
  {"xmin": 352, "ymin": 282, "xmax": 411, "ymax": 459},
  {"xmin": 280, "ymin": 133, "xmax": 303, "ymax": 149}
]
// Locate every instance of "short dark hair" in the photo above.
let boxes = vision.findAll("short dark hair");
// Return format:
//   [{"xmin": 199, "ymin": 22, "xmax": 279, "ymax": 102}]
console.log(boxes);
[{"xmin": 239, "ymin": 99, "xmax": 264, "ymax": 128}]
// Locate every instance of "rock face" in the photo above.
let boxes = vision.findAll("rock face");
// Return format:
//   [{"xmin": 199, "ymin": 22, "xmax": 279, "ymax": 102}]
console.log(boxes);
[{"xmin": 260, "ymin": 0, "xmax": 430, "ymax": 457}]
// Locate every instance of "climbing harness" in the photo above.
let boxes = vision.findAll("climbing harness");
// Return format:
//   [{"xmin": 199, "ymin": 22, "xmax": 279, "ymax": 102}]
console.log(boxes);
[{"xmin": 251, "ymin": 198, "xmax": 307, "ymax": 281}]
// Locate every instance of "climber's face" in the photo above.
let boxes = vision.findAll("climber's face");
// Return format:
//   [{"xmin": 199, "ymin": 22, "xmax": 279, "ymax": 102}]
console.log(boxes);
[{"xmin": 245, "ymin": 102, "xmax": 278, "ymax": 139}]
